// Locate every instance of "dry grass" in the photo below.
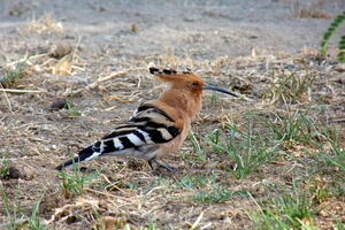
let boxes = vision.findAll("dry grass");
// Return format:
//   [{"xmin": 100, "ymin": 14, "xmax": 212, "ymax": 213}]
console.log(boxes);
[
  {"xmin": 22, "ymin": 14, "xmax": 64, "ymax": 34},
  {"xmin": 289, "ymin": 0, "xmax": 332, "ymax": 19},
  {"xmin": 0, "ymin": 17, "xmax": 345, "ymax": 230}
]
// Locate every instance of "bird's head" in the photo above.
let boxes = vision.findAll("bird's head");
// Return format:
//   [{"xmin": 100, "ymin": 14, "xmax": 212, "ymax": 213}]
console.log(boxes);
[{"xmin": 149, "ymin": 67, "xmax": 238, "ymax": 97}]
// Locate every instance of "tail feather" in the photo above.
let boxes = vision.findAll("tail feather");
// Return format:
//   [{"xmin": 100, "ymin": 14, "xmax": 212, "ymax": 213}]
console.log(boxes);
[{"xmin": 55, "ymin": 145, "xmax": 100, "ymax": 170}]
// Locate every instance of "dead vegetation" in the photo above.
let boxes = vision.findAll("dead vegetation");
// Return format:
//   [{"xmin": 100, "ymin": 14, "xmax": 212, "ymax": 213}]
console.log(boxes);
[
  {"xmin": 1, "ymin": 6, "xmax": 345, "ymax": 230},
  {"xmin": 1, "ymin": 43, "xmax": 344, "ymax": 229},
  {"xmin": 22, "ymin": 14, "xmax": 64, "ymax": 34},
  {"xmin": 288, "ymin": 0, "xmax": 332, "ymax": 19}
]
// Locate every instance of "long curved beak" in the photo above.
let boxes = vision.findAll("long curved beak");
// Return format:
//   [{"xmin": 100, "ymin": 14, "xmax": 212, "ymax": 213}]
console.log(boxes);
[{"xmin": 203, "ymin": 83, "xmax": 238, "ymax": 97}]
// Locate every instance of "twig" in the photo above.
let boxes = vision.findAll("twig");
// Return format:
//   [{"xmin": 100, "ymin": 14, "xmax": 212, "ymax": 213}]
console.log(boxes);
[
  {"xmin": 0, "ymin": 88, "xmax": 47, "ymax": 94},
  {"xmin": 85, "ymin": 188, "xmax": 133, "ymax": 202},
  {"xmin": 0, "ymin": 83, "xmax": 13, "ymax": 113},
  {"xmin": 47, "ymin": 198, "xmax": 100, "ymax": 224},
  {"xmin": 100, "ymin": 173, "xmax": 127, "ymax": 194},
  {"xmin": 238, "ymin": 94, "xmax": 255, "ymax": 102},
  {"xmin": 328, "ymin": 117, "xmax": 345, "ymax": 123},
  {"xmin": 200, "ymin": 223, "xmax": 213, "ymax": 230},
  {"xmin": 72, "ymin": 36, "xmax": 82, "ymax": 61},
  {"xmin": 86, "ymin": 67, "xmax": 146, "ymax": 90},
  {"xmin": 66, "ymin": 67, "xmax": 146, "ymax": 97},
  {"xmin": 190, "ymin": 211, "xmax": 204, "ymax": 230},
  {"xmin": 145, "ymin": 185, "xmax": 169, "ymax": 196},
  {"xmin": 27, "ymin": 53, "xmax": 49, "ymax": 60}
]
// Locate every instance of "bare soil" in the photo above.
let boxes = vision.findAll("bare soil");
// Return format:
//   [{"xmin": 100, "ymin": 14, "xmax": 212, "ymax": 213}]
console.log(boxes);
[{"xmin": 0, "ymin": 0, "xmax": 344, "ymax": 229}]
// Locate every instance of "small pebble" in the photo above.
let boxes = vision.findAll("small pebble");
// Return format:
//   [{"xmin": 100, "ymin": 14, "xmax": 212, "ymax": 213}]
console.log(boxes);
[
  {"xmin": 49, "ymin": 42, "xmax": 73, "ymax": 58},
  {"xmin": 50, "ymin": 98, "xmax": 68, "ymax": 111}
]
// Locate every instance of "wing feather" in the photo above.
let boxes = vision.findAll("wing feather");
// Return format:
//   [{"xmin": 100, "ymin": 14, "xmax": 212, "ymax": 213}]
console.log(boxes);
[{"xmin": 92, "ymin": 103, "xmax": 181, "ymax": 156}]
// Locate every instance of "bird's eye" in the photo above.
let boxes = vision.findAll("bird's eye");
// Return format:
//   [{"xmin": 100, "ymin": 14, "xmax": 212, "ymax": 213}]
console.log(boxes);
[{"xmin": 192, "ymin": 82, "xmax": 199, "ymax": 86}]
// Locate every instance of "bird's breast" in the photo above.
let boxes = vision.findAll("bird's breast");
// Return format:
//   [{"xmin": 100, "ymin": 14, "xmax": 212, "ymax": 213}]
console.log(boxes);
[{"xmin": 156, "ymin": 118, "xmax": 191, "ymax": 158}]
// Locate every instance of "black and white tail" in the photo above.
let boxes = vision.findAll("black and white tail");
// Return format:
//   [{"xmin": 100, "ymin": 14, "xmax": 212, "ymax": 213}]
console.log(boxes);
[{"xmin": 55, "ymin": 145, "xmax": 98, "ymax": 170}]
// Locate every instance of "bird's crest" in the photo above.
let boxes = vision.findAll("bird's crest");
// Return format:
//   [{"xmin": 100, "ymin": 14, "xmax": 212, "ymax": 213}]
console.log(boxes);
[
  {"xmin": 149, "ymin": 67, "xmax": 201, "ymax": 81},
  {"xmin": 149, "ymin": 67, "xmax": 204, "ymax": 93},
  {"xmin": 149, "ymin": 67, "xmax": 193, "ymax": 75},
  {"xmin": 149, "ymin": 67, "xmax": 239, "ymax": 97}
]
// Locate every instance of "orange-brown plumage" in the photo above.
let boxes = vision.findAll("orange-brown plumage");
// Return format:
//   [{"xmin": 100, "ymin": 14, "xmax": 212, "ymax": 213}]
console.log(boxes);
[{"xmin": 55, "ymin": 67, "xmax": 237, "ymax": 171}]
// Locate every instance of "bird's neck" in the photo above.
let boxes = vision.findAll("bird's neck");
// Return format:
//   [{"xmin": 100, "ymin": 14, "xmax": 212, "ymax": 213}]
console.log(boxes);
[{"xmin": 158, "ymin": 88, "xmax": 202, "ymax": 120}]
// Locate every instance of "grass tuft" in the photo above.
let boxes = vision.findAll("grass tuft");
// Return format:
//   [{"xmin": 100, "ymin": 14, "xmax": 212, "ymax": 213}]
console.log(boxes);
[
  {"xmin": 176, "ymin": 174, "xmax": 214, "ymax": 189},
  {"xmin": 0, "ymin": 61, "xmax": 28, "ymax": 88},
  {"xmin": 23, "ymin": 14, "xmax": 64, "ymax": 34},
  {"xmin": 265, "ymin": 70, "xmax": 315, "ymax": 104},
  {"xmin": 251, "ymin": 191, "xmax": 317, "ymax": 230},
  {"xmin": 319, "ymin": 140, "xmax": 345, "ymax": 173},
  {"xmin": 192, "ymin": 185, "xmax": 248, "ymax": 203},
  {"xmin": 206, "ymin": 115, "xmax": 281, "ymax": 179},
  {"xmin": 1, "ymin": 184, "xmax": 19, "ymax": 230},
  {"xmin": 333, "ymin": 219, "xmax": 345, "ymax": 230},
  {"xmin": 58, "ymin": 164, "xmax": 99, "ymax": 198},
  {"xmin": 0, "ymin": 158, "xmax": 10, "ymax": 179},
  {"xmin": 188, "ymin": 131, "xmax": 207, "ymax": 161},
  {"xmin": 28, "ymin": 200, "xmax": 46, "ymax": 230},
  {"xmin": 64, "ymin": 99, "xmax": 82, "ymax": 117},
  {"xmin": 266, "ymin": 111, "xmax": 324, "ymax": 148}
]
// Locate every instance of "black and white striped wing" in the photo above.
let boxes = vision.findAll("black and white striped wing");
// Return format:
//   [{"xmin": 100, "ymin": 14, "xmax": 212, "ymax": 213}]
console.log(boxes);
[
  {"xmin": 103, "ymin": 103, "xmax": 179, "ymax": 145},
  {"xmin": 55, "ymin": 103, "xmax": 180, "ymax": 170}
]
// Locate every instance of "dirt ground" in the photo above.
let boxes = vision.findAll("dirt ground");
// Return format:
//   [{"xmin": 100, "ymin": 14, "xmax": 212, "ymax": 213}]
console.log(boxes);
[{"xmin": 0, "ymin": 0, "xmax": 345, "ymax": 229}]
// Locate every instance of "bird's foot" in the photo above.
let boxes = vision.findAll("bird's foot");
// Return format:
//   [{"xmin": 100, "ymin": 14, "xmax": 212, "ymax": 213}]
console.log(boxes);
[{"xmin": 148, "ymin": 159, "xmax": 177, "ymax": 172}]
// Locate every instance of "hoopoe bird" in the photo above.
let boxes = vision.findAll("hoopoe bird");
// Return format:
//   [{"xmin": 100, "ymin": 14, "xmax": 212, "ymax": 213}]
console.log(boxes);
[{"xmin": 55, "ymin": 67, "xmax": 238, "ymax": 171}]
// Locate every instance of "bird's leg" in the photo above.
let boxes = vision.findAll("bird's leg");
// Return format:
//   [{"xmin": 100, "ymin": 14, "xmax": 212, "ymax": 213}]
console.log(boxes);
[
  {"xmin": 148, "ymin": 158, "xmax": 177, "ymax": 172},
  {"xmin": 156, "ymin": 160, "xmax": 177, "ymax": 172},
  {"xmin": 148, "ymin": 158, "xmax": 156, "ymax": 170}
]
